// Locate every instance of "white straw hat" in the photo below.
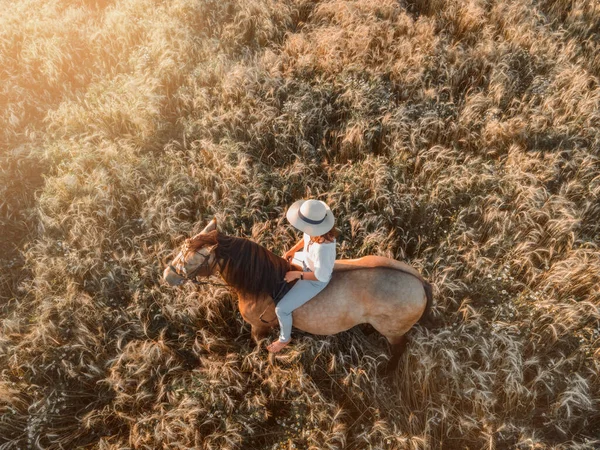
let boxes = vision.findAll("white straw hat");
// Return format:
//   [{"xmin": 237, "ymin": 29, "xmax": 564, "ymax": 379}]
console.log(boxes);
[{"xmin": 286, "ymin": 199, "xmax": 335, "ymax": 236}]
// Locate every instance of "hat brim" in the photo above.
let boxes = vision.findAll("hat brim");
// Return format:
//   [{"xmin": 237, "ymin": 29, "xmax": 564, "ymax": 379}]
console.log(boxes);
[{"xmin": 286, "ymin": 200, "xmax": 335, "ymax": 236}]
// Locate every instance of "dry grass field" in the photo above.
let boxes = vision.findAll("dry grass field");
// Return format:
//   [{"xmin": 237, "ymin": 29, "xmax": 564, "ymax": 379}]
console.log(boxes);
[{"xmin": 1, "ymin": 0, "xmax": 599, "ymax": 448}]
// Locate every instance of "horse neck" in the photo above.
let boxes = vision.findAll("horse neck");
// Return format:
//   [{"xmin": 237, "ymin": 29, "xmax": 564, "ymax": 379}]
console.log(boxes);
[
  {"xmin": 215, "ymin": 234, "xmax": 289, "ymax": 296},
  {"xmin": 218, "ymin": 260, "xmax": 239, "ymax": 288}
]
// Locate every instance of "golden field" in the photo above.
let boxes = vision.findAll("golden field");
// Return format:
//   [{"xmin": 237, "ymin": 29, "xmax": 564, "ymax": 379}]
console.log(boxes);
[{"xmin": 1, "ymin": 0, "xmax": 599, "ymax": 448}]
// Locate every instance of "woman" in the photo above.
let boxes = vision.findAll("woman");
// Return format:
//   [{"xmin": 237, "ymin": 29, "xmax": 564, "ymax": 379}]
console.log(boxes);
[{"xmin": 267, "ymin": 199, "xmax": 337, "ymax": 353}]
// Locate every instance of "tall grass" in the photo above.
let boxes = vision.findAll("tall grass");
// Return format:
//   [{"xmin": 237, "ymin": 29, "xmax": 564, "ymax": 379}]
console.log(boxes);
[{"xmin": 1, "ymin": 0, "xmax": 599, "ymax": 448}]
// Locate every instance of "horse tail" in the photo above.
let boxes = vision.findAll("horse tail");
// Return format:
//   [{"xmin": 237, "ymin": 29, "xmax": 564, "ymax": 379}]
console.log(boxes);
[{"xmin": 418, "ymin": 281, "xmax": 434, "ymax": 326}]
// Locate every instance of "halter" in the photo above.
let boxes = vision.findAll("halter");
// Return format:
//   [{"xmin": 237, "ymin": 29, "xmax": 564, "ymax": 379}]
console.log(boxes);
[
  {"xmin": 169, "ymin": 240, "xmax": 278, "ymax": 324},
  {"xmin": 169, "ymin": 248, "xmax": 227, "ymax": 287}
]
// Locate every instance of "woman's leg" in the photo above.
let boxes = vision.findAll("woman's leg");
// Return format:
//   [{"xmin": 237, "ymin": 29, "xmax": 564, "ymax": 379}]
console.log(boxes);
[{"xmin": 268, "ymin": 279, "xmax": 328, "ymax": 352}]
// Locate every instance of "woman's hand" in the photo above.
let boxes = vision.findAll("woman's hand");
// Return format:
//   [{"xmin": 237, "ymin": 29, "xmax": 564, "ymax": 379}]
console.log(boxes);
[
  {"xmin": 284, "ymin": 237, "xmax": 304, "ymax": 261},
  {"xmin": 284, "ymin": 271, "xmax": 302, "ymax": 283}
]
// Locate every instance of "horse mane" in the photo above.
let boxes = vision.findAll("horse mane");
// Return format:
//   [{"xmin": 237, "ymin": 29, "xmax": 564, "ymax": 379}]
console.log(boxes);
[{"xmin": 187, "ymin": 230, "xmax": 290, "ymax": 298}]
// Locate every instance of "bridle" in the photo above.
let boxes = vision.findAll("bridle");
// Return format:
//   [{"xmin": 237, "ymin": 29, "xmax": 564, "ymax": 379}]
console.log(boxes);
[
  {"xmin": 169, "ymin": 243, "xmax": 277, "ymax": 323},
  {"xmin": 168, "ymin": 248, "xmax": 227, "ymax": 287}
]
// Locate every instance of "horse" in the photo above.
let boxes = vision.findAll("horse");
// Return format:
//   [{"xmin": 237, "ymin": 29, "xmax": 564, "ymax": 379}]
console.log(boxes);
[{"xmin": 163, "ymin": 218, "xmax": 433, "ymax": 372}]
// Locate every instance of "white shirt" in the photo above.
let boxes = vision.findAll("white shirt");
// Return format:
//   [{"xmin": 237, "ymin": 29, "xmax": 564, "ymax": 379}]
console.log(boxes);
[{"xmin": 302, "ymin": 233, "xmax": 336, "ymax": 282}]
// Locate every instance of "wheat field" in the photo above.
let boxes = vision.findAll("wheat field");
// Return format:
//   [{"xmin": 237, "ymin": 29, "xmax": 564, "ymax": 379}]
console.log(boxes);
[{"xmin": 1, "ymin": 0, "xmax": 599, "ymax": 448}]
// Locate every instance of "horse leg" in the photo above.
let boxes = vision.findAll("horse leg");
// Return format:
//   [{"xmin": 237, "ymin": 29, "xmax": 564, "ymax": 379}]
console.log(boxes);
[
  {"xmin": 385, "ymin": 334, "xmax": 408, "ymax": 375},
  {"xmin": 368, "ymin": 319, "xmax": 411, "ymax": 375},
  {"xmin": 251, "ymin": 324, "xmax": 271, "ymax": 345}
]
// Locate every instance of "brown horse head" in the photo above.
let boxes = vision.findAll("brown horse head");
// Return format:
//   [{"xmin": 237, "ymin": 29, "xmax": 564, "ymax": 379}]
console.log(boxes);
[
  {"xmin": 163, "ymin": 218, "xmax": 219, "ymax": 286},
  {"xmin": 163, "ymin": 219, "xmax": 291, "ymax": 297}
]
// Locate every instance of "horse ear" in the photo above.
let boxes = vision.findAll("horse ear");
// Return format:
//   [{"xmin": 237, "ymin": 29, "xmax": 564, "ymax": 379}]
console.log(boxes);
[{"xmin": 196, "ymin": 217, "xmax": 217, "ymax": 236}]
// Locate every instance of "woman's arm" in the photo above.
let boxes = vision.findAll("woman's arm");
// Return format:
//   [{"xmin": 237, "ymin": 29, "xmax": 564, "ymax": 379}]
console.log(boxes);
[
  {"xmin": 284, "ymin": 270, "xmax": 319, "ymax": 282},
  {"xmin": 285, "ymin": 243, "xmax": 336, "ymax": 283},
  {"xmin": 299, "ymin": 271, "xmax": 319, "ymax": 281},
  {"xmin": 291, "ymin": 237, "xmax": 304, "ymax": 252},
  {"xmin": 284, "ymin": 237, "xmax": 305, "ymax": 261}
]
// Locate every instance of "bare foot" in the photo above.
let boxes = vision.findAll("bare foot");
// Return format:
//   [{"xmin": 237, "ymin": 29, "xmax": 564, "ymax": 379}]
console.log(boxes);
[{"xmin": 267, "ymin": 339, "xmax": 291, "ymax": 353}]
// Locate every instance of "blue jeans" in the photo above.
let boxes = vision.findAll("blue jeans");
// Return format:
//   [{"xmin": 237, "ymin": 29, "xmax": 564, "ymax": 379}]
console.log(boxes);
[{"xmin": 275, "ymin": 252, "xmax": 329, "ymax": 342}]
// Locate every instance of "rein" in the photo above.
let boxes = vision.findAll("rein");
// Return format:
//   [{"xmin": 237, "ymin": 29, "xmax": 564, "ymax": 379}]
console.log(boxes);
[
  {"xmin": 259, "ymin": 308, "xmax": 276, "ymax": 324},
  {"xmin": 185, "ymin": 277, "xmax": 229, "ymax": 288},
  {"xmin": 171, "ymin": 252, "xmax": 273, "ymax": 320},
  {"xmin": 169, "ymin": 250, "xmax": 228, "ymax": 287},
  {"xmin": 258, "ymin": 279, "xmax": 291, "ymax": 324},
  {"xmin": 172, "ymin": 236, "xmax": 286, "ymax": 325},
  {"xmin": 169, "ymin": 268, "xmax": 228, "ymax": 288}
]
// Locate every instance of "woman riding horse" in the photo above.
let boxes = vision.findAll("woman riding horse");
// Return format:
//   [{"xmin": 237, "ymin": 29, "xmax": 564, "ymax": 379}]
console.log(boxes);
[
  {"xmin": 267, "ymin": 199, "xmax": 337, "ymax": 353},
  {"xmin": 163, "ymin": 210, "xmax": 433, "ymax": 373}
]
